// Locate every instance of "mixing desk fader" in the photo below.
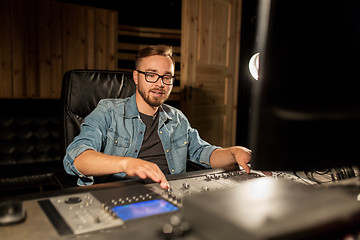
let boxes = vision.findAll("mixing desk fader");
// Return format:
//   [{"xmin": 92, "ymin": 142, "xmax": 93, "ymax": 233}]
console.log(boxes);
[{"xmin": 147, "ymin": 169, "xmax": 263, "ymax": 206}]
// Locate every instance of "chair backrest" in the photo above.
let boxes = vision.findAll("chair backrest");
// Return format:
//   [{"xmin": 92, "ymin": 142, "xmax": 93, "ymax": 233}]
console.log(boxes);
[{"xmin": 60, "ymin": 69, "xmax": 136, "ymax": 157}]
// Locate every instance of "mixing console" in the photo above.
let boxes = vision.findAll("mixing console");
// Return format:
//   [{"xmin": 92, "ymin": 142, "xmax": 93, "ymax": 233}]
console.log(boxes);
[
  {"xmin": 39, "ymin": 169, "xmax": 263, "ymax": 236},
  {"xmin": 37, "ymin": 167, "xmax": 359, "ymax": 237}
]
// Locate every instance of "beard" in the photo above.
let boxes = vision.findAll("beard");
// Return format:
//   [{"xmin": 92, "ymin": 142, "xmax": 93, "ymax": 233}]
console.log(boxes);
[{"xmin": 138, "ymin": 84, "xmax": 171, "ymax": 107}]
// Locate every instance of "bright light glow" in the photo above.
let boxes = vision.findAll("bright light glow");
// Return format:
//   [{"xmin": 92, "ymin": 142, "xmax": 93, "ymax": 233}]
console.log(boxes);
[
  {"xmin": 246, "ymin": 177, "xmax": 272, "ymax": 200},
  {"xmin": 249, "ymin": 52, "xmax": 259, "ymax": 80}
]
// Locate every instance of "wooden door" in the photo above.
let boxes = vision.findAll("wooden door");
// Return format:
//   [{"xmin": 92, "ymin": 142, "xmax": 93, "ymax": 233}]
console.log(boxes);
[{"xmin": 181, "ymin": 0, "xmax": 242, "ymax": 147}]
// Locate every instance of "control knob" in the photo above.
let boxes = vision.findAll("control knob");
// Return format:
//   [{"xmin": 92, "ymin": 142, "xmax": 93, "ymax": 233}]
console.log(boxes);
[
  {"xmin": 202, "ymin": 186, "xmax": 209, "ymax": 191},
  {"xmin": 182, "ymin": 182, "xmax": 190, "ymax": 189},
  {"xmin": 65, "ymin": 197, "xmax": 82, "ymax": 204}
]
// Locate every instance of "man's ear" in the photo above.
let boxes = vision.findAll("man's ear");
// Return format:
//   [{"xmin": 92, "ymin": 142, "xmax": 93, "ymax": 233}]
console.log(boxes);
[{"xmin": 133, "ymin": 70, "xmax": 138, "ymax": 85}]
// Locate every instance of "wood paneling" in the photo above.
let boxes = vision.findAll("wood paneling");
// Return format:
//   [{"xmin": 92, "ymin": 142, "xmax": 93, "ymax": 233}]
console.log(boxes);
[
  {"xmin": 181, "ymin": 0, "xmax": 242, "ymax": 147},
  {"xmin": 0, "ymin": 0, "xmax": 118, "ymax": 99}
]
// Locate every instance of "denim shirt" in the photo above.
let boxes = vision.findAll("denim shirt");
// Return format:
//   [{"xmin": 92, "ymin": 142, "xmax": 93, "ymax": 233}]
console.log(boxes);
[{"xmin": 63, "ymin": 94, "xmax": 219, "ymax": 186}]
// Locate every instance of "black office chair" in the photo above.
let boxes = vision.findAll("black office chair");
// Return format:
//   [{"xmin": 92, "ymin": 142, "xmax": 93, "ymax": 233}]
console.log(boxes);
[{"xmin": 59, "ymin": 69, "xmax": 136, "ymax": 185}]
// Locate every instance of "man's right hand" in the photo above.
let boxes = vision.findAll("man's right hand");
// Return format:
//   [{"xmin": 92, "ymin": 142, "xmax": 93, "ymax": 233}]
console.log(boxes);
[
  {"xmin": 74, "ymin": 150, "xmax": 170, "ymax": 190},
  {"xmin": 122, "ymin": 158, "xmax": 170, "ymax": 189}
]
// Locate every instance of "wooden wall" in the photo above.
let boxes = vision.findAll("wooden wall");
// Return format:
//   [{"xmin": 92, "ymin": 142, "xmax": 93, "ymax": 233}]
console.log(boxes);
[{"xmin": 0, "ymin": 0, "xmax": 117, "ymax": 98}]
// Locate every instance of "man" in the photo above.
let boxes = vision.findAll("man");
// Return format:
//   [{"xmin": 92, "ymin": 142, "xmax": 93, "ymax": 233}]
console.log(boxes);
[{"xmin": 63, "ymin": 45, "xmax": 251, "ymax": 189}]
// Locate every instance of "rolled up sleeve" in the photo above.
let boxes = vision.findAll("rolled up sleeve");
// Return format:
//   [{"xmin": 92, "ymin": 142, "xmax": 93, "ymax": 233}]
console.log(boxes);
[
  {"xmin": 187, "ymin": 127, "xmax": 221, "ymax": 168},
  {"xmin": 63, "ymin": 144, "xmax": 96, "ymax": 186},
  {"xmin": 62, "ymin": 101, "xmax": 110, "ymax": 186}
]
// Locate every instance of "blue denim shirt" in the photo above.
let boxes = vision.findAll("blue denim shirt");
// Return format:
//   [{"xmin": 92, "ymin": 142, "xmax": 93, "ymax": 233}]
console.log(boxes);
[{"xmin": 63, "ymin": 94, "xmax": 219, "ymax": 186}]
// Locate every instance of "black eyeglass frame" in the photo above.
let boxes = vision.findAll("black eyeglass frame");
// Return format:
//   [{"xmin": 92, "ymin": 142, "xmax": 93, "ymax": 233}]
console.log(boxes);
[{"xmin": 136, "ymin": 70, "xmax": 175, "ymax": 85}]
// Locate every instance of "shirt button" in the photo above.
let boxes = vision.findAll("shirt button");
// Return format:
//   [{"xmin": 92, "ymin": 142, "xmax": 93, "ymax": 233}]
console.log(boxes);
[
  {"xmin": 166, "ymin": 149, "xmax": 169, "ymax": 153},
  {"xmin": 159, "ymin": 131, "xmax": 163, "ymax": 134},
  {"xmin": 140, "ymin": 131, "xmax": 143, "ymax": 134},
  {"xmin": 171, "ymin": 169, "xmax": 175, "ymax": 173},
  {"xmin": 135, "ymin": 150, "xmax": 138, "ymax": 153},
  {"xmin": 115, "ymin": 140, "xmax": 118, "ymax": 144}
]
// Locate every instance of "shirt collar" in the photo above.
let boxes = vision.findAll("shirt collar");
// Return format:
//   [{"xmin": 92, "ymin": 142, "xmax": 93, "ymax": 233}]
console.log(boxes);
[
  {"xmin": 159, "ymin": 104, "xmax": 173, "ymax": 122},
  {"xmin": 125, "ymin": 94, "xmax": 140, "ymax": 118}
]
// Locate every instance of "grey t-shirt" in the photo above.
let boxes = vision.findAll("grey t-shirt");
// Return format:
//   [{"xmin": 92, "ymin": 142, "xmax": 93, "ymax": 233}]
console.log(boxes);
[{"xmin": 138, "ymin": 111, "xmax": 170, "ymax": 174}]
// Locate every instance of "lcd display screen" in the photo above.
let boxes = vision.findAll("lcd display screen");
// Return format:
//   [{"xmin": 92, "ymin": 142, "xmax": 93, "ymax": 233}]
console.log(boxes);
[{"xmin": 111, "ymin": 199, "xmax": 178, "ymax": 221}]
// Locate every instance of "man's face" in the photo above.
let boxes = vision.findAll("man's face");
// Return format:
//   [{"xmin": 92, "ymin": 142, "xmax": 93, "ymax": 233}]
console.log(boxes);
[{"xmin": 134, "ymin": 55, "xmax": 174, "ymax": 108}]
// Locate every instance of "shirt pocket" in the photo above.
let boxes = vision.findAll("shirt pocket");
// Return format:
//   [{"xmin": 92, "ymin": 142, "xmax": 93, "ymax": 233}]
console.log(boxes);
[
  {"xmin": 171, "ymin": 134, "xmax": 189, "ymax": 149},
  {"xmin": 106, "ymin": 128, "xmax": 130, "ymax": 148}
]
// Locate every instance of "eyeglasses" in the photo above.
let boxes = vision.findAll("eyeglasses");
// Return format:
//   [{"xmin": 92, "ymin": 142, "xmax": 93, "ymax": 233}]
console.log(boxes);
[{"xmin": 136, "ymin": 70, "xmax": 175, "ymax": 85}]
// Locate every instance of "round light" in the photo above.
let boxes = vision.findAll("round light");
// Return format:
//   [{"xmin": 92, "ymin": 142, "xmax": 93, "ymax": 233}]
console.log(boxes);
[{"xmin": 249, "ymin": 53, "xmax": 259, "ymax": 80}]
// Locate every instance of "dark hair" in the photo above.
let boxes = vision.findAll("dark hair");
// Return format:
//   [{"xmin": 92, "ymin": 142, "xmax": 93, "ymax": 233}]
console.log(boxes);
[{"xmin": 135, "ymin": 45, "xmax": 175, "ymax": 69}]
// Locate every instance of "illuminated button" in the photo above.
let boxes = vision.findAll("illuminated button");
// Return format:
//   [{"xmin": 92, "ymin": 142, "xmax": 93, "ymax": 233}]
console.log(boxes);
[
  {"xmin": 184, "ymin": 141, "xmax": 187, "ymax": 145},
  {"xmin": 159, "ymin": 131, "xmax": 163, "ymax": 134},
  {"xmin": 166, "ymin": 149, "xmax": 169, "ymax": 153},
  {"xmin": 115, "ymin": 140, "xmax": 118, "ymax": 144},
  {"xmin": 171, "ymin": 169, "xmax": 175, "ymax": 173}
]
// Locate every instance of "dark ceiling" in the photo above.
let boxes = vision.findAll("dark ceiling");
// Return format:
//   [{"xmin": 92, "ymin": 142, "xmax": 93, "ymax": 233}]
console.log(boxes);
[{"xmin": 57, "ymin": 0, "xmax": 182, "ymax": 29}]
